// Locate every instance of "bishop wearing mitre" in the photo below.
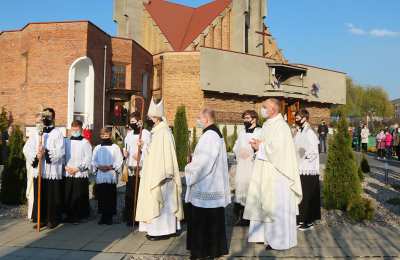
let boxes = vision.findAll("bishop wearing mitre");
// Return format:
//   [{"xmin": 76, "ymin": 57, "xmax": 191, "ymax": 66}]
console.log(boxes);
[{"xmin": 135, "ymin": 98, "xmax": 184, "ymax": 240}]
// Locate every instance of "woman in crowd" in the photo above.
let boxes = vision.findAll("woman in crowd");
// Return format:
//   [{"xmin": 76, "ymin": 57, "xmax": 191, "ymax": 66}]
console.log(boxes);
[
  {"xmin": 376, "ymin": 129, "xmax": 386, "ymax": 159},
  {"xmin": 385, "ymin": 128, "xmax": 393, "ymax": 160}
]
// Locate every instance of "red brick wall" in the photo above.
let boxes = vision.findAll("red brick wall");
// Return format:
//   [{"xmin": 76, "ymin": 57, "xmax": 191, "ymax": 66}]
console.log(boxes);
[
  {"xmin": 0, "ymin": 22, "xmax": 88, "ymax": 128},
  {"xmin": 86, "ymin": 24, "xmax": 112, "ymax": 140}
]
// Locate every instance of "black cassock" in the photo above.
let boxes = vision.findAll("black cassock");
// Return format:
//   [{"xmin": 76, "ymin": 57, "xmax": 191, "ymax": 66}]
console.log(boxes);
[
  {"xmin": 32, "ymin": 179, "xmax": 62, "ymax": 226},
  {"xmin": 186, "ymin": 203, "xmax": 228, "ymax": 259},
  {"xmin": 64, "ymin": 178, "xmax": 89, "ymax": 221}
]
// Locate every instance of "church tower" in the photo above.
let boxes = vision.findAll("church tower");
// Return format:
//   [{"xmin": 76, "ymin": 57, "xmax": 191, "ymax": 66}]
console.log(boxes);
[
  {"xmin": 231, "ymin": 0, "xmax": 267, "ymax": 56},
  {"xmin": 113, "ymin": 0, "xmax": 149, "ymax": 45}
]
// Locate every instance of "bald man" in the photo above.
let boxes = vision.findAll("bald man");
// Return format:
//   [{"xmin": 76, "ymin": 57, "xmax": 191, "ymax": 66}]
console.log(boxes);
[
  {"xmin": 244, "ymin": 98, "xmax": 303, "ymax": 250},
  {"xmin": 184, "ymin": 108, "xmax": 231, "ymax": 259}
]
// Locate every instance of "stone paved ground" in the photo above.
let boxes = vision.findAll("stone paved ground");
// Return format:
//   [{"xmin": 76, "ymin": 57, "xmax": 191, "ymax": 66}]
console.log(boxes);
[
  {"xmin": 0, "ymin": 217, "xmax": 399, "ymax": 259},
  {"xmin": 0, "ymin": 154, "xmax": 399, "ymax": 259}
]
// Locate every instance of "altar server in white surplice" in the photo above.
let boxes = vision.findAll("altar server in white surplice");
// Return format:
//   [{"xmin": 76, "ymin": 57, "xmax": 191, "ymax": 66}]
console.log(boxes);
[
  {"xmin": 232, "ymin": 110, "xmax": 261, "ymax": 226},
  {"xmin": 23, "ymin": 108, "xmax": 65, "ymax": 229},
  {"xmin": 185, "ymin": 108, "xmax": 231, "ymax": 259},
  {"xmin": 64, "ymin": 120, "xmax": 92, "ymax": 224},
  {"xmin": 293, "ymin": 109, "xmax": 321, "ymax": 231},
  {"xmin": 92, "ymin": 128, "xmax": 123, "ymax": 225},
  {"xmin": 244, "ymin": 98, "xmax": 302, "ymax": 251},
  {"xmin": 136, "ymin": 98, "xmax": 183, "ymax": 240}
]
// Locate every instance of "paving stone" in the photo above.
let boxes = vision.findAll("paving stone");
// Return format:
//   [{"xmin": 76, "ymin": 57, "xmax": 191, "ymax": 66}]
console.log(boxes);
[
  {"xmin": 59, "ymin": 251, "xmax": 101, "ymax": 260},
  {"xmin": 81, "ymin": 241, "xmax": 118, "ymax": 252},
  {"xmin": 253, "ymin": 244, "xmax": 314, "ymax": 258},
  {"xmin": 0, "ymin": 246, "xmax": 19, "ymax": 258},
  {"xmin": 229, "ymin": 240, "xmax": 254, "ymax": 257},
  {"xmin": 312, "ymin": 246, "xmax": 349, "ymax": 258},
  {"xmin": 136, "ymin": 239, "xmax": 175, "ymax": 255},
  {"xmin": 11, "ymin": 247, "xmax": 69, "ymax": 259},
  {"xmin": 164, "ymin": 235, "xmax": 190, "ymax": 256},
  {"xmin": 107, "ymin": 233, "xmax": 147, "ymax": 254}
]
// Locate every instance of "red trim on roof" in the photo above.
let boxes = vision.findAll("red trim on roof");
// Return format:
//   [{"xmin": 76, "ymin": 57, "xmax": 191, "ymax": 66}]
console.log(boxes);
[{"xmin": 145, "ymin": 0, "xmax": 231, "ymax": 51}]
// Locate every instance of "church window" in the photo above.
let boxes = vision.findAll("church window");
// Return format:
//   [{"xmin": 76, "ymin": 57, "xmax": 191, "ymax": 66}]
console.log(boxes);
[{"xmin": 111, "ymin": 64, "xmax": 126, "ymax": 89}]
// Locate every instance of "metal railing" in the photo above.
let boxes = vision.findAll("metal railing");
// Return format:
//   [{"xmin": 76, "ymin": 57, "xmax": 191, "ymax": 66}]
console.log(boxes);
[{"xmin": 370, "ymin": 163, "xmax": 400, "ymax": 185}]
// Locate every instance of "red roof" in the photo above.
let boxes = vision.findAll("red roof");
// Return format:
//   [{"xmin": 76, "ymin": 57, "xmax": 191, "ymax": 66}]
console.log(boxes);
[{"xmin": 145, "ymin": 0, "xmax": 231, "ymax": 51}]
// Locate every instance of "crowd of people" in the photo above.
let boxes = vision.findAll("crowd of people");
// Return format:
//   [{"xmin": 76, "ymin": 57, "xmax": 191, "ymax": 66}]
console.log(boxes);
[
  {"xmin": 20, "ymin": 98, "xmax": 322, "ymax": 259},
  {"xmin": 349, "ymin": 122, "xmax": 400, "ymax": 160}
]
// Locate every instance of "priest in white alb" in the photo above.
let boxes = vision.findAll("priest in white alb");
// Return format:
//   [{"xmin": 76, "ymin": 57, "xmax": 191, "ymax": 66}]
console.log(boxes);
[
  {"xmin": 185, "ymin": 108, "xmax": 231, "ymax": 259},
  {"xmin": 135, "ymin": 98, "xmax": 184, "ymax": 240},
  {"xmin": 244, "ymin": 98, "xmax": 302, "ymax": 251}
]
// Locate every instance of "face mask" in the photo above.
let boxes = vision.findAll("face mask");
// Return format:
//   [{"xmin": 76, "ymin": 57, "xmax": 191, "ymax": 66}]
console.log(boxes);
[
  {"xmin": 129, "ymin": 123, "xmax": 138, "ymax": 130},
  {"xmin": 146, "ymin": 119, "xmax": 155, "ymax": 129},
  {"xmin": 244, "ymin": 121, "xmax": 252, "ymax": 130},
  {"xmin": 71, "ymin": 131, "xmax": 81, "ymax": 138},
  {"xmin": 296, "ymin": 117, "xmax": 307, "ymax": 127},
  {"xmin": 42, "ymin": 117, "xmax": 53, "ymax": 126},
  {"xmin": 196, "ymin": 120, "xmax": 205, "ymax": 129},
  {"xmin": 260, "ymin": 108, "xmax": 269, "ymax": 119}
]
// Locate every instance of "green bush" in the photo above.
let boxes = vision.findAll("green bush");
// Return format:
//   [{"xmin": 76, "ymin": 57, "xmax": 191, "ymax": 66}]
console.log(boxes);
[
  {"xmin": 323, "ymin": 113, "xmax": 362, "ymax": 210},
  {"xmin": 358, "ymin": 166, "xmax": 364, "ymax": 181},
  {"xmin": 347, "ymin": 197, "xmax": 375, "ymax": 222},
  {"xmin": 0, "ymin": 126, "xmax": 27, "ymax": 205},
  {"xmin": 173, "ymin": 106, "xmax": 189, "ymax": 171},
  {"xmin": 190, "ymin": 127, "xmax": 198, "ymax": 153},
  {"xmin": 229, "ymin": 125, "xmax": 238, "ymax": 152},
  {"xmin": 0, "ymin": 107, "xmax": 8, "ymax": 165},
  {"xmin": 222, "ymin": 125, "xmax": 228, "ymax": 150}
]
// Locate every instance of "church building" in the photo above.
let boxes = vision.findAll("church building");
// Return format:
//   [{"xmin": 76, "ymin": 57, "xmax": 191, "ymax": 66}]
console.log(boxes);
[
  {"xmin": 113, "ymin": 0, "xmax": 346, "ymax": 126},
  {"xmin": 0, "ymin": 0, "xmax": 346, "ymax": 138}
]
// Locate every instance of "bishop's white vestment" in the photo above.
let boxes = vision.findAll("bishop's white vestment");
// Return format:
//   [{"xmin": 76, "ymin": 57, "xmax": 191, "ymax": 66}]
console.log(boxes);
[{"xmin": 135, "ymin": 121, "xmax": 183, "ymax": 236}]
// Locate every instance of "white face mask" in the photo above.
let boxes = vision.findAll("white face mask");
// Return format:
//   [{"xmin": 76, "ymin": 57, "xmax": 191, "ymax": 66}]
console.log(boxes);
[
  {"xmin": 260, "ymin": 107, "xmax": 269, "ymax": 119},
  {"xmin": 196, "ymin": 119, "xmax": 205, "ymax": 129}
]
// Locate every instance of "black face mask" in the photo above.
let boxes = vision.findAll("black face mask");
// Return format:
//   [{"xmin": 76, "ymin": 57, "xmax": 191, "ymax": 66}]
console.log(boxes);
[
  {"xmin": 130, "ymin": 123, "xmax": 140, "ymax": 134},
  {"xmin": 101, "ymin": 138, "xmax": 113, "ymax": 146},
  {"xmin": 244, "ymin": 121, "xmax": 252, "ymax": 130},
  {"xmin": 146, "ymin": 119, "xmax": 155, "ymax": 129},
  {"xmin": 43, "ymin": 117, "xmax": 53, "ymax": 126}
]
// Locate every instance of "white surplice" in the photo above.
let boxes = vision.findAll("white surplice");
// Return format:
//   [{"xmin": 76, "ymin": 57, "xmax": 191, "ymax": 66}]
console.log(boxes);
[
  {"xmin": 123, "ymin": 129, "xmax": 151, "ymax": 175},
  {"xmin": 65, "ymin": 138, "xmax": 93, "ymax": 178},
  {"xmin": 23, "ymin": 128, "xmax": 65, "ymax": 180},
  {"xmin": 243, "ymin": 114, "xmax": 302, "ymax": 250},
  {"xmin": 293, "ymin": 123, "xmax": 320, "ymax": 176},
  {"xmin": 185, "ymin": 125, "xmax": 231, "ymax": 209},
  {"xmin": 92, "ymin": 144, "xmax": 123, "ymax": 184},
  {"xmin": 232, "ymin": 127, "xmax": 261, "ymax": 206}
]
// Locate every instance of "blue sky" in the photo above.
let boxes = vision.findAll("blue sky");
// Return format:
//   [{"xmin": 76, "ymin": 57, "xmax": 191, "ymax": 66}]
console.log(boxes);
[{"xmin": 1, "ymin": 0, "xmax": 399, "ymax": 99}]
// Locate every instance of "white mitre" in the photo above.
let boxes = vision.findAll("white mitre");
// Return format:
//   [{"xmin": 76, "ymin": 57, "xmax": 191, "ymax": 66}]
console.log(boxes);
[{"xmin": 147, "ymin": 97, "xmax": 165, "ymax": 118}]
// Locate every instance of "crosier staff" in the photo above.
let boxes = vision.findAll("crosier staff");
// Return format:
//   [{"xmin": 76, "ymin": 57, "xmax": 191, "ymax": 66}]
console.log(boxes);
[
  {"xmin": 132, "ymin": 96, "xmax": 145, "ymax": 231},
  {"xmin": 36, "ymin": 114, "xmax": 45, "ymax": 232}
]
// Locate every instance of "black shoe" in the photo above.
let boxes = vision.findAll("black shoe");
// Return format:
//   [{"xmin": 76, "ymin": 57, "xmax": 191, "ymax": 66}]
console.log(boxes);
[
  {"xmin": 32, "ymin": 223, "xmax": 47, "ymax": 229},
  {"xmin": 146, "ymin": 234, "xmax": 173, "ymax": 241},
  {"xmin": 126, "ymin": 221, "xmax": 133, "ymax": 227},
  {"xmin": 48, "ymin": 222, "xmax": 59, "ymax": 229},
  {"xmin": 265, "ymin": 245, "xmax": 273, "ymax": 251},
  {"xmin": 299, "ymin": 223, "xmax": 314, "ymax": 231}
]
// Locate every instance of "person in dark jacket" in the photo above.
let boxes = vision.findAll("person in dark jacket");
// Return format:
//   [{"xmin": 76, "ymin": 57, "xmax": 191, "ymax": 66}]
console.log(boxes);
[{"xmin": 317, "ymin": 121, "xmax": 328, "ymax": 153}]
